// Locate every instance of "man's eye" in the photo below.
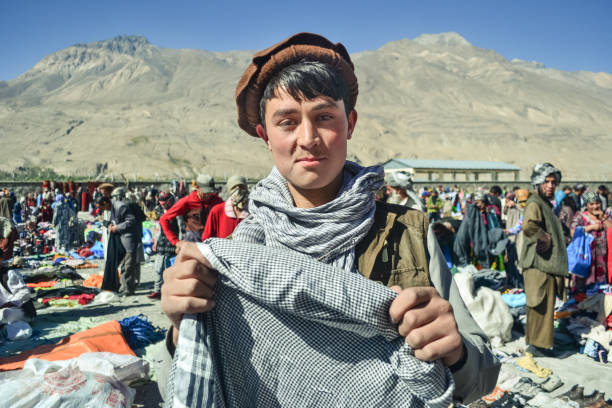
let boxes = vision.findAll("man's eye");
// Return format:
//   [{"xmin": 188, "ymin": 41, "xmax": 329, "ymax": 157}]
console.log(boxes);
[
  {"xmin": 279, "ymin": 119, "xmax": 295, "ymax": 127},
  {"xmin": 319, "ymin": 114, "xmax": 333, "ymax": 121}
]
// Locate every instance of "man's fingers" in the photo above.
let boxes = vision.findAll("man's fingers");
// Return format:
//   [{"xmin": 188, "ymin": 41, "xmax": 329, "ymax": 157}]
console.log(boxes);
[
  {"xmin": 172, "ymin": 276, "xmax": 215, "ymax": 299},
  {"xmin": 389, "ymin": 287, "xmax": 438, "ymax": 324},
  {"xmin": 167, "ymin": 296, "xmax": 216, "ymax": 315},
  {"xmin": 164, "ymin": 260, "xmax": 217, "ymax": 286},
  {"xmin": 404, "ymin": 308, "xmax": 457, "ymax": 350},
  {"xmin": 413, "ymin": 331, "xmax": 463, "ymax": 362},
  {"xmin": 396, "ymin": 303, "xmax": 437, "ymax": 336}
]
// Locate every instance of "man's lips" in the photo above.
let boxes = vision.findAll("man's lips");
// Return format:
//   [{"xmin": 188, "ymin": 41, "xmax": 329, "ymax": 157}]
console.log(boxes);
[{"xmin": 295, "ymin": 157, "xmax": 326, "ymax": 165}]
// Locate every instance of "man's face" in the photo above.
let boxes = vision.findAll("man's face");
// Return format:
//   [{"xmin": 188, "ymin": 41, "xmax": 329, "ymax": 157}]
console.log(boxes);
[
  {"xmin": 539, "ymin": 175, "xmax": 558, "ymax": 199},
  {"xmin": 475, "ymin": 200, "xmax": 486, "ymax": 211},
  {"xmin": 100, "ymin": 188, "xmax": 112, "ymax": 198},
  {"xmin": 185, "ymin": 208, "xmax": 205, "ymax": 231},
  {"xmin": 98, "ymin": 202, "xmax": 111, "ymax": 212},
  {"xmin": 563, "ymin": 188, "xmax": 571, "ymax": 195},
  {"xmin": 574, "ymin": 188, "xmax": 583, "ymax": 197},
  {"xmin": 256, "ymin": 90, "xmax": 356, "ymax": 193}
]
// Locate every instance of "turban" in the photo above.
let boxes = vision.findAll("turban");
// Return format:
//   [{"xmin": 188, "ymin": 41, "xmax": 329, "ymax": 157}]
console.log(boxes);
[{"xmin": 530, "ymin": 163, "xmax": 561, "ymax": 188}]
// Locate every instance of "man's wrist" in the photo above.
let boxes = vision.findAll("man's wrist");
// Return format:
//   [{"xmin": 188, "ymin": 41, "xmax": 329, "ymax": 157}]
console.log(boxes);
[{"xmin": 446, "ymin": 343, "xmax": 468, "ymax": 373}]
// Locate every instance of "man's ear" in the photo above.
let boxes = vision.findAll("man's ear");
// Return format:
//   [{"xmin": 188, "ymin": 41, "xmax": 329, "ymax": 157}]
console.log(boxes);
[
  {"xmin": 256, "ymin": 124, "xmax": 272, "ymax": 151},
  {"xmin": 347, "ymin": 109, "xmax": 357, "ymax": 140}
]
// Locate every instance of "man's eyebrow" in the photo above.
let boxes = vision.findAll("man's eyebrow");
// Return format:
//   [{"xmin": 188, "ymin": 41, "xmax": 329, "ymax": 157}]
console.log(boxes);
[
  {"xmin": 312, "ymin": 101, "xmax": 337, "ymax": 110},
  {"xmin": 271, "ymin": 108, "xmax": 298, "ymax": 118}
]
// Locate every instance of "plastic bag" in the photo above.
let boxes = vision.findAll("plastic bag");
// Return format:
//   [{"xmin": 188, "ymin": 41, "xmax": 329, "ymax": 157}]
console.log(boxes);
[
  {"xmin": 567, "ymin": 226, "xmax": 593, "ymax": 278},
  {"xmin": 0, "ymin": 357, "xmax": 138, "ymax": 408},
  {"xmin": 6, "ymin": 320, "xmax": 32, "ymax": 341}
]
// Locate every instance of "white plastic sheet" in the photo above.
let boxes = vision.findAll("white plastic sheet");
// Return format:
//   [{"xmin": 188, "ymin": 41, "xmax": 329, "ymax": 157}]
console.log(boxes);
[{"xmin": 0, "ymin": 352, "xmax": 148, "ymax": 408}]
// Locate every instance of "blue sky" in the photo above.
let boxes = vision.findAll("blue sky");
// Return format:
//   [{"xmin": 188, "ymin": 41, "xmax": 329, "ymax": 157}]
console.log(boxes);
[{"xmin": 1, "ymin": 0, "xmax": 611, "ymax": 81}]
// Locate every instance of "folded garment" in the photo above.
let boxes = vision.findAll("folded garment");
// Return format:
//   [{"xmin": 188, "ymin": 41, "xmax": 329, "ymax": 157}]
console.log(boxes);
[
  {"xmin": 0, "ymin": 320, "xmax": 135, "ymax": 371},
  {"xmin": 83, "ymin": 274, "xmax": 104, "ymax": 288},
  {"xmin": 41, "ymin": 293, "xmax": 96, "ymax": 306},
  {"xmin": 514, "ymin": 353, "xmax": 552, "ymax": 378},
  {"xmin": 26, "ymin": 280, "xmax": 58, "ymax": 288},
  {"xmin": 501, "ymin": 293, "xmax": 526, "ymax": 308},
  {"xmin": 33, "ymin": 286, "xmax": 99, "ymax": 300}
]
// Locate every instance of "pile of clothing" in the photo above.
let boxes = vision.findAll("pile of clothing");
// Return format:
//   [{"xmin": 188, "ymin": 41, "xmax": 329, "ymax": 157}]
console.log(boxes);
[{"xmin": 0, "ymin": 315, "xmax": 165, "ymax": 408}]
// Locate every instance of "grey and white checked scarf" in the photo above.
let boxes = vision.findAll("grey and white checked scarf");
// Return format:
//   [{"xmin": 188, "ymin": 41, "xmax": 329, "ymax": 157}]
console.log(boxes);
[
  {"xmin": 246, "ymin": 161, "xmax": 383, "ymax": 271},
  {"xmin": 167, "ymin": 162, "xmax": 455, "ymax": 408}
]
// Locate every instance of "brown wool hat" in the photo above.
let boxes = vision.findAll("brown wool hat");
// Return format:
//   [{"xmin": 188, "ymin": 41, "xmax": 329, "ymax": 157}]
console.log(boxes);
[{"xmin": 235, "ymin": 32, "xmax": 358, "ymax": 137}]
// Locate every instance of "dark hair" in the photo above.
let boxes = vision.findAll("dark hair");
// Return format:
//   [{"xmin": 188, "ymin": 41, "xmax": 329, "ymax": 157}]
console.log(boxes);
[
  {"xmin": 259, "ymin": 60, "xmax": 351, "ymax": 126},
  {"xmin": 562, "ymin": 185, "xmax": 572, "ymax": 191},
  {"xmin": 598, "ymin": 185, "xmax": 607, "ymax": 192},
  {"xmin": 490, "ymin": 185, "xmax": 502, "ymax": 196},
  {"xmin": 97, "ymin": 196, "xmax": 111, "ymax": 207},
  {"xmin": 562, "ymin": 195, "xmax": 578, "ymax": 212}
]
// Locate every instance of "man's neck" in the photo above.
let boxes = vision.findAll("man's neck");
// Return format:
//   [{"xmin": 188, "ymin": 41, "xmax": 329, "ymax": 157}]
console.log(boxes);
[
  {"xmin": 288, "ymin": 173, "xmax": 344, "ymax": 209},
  {"xmin": 537, "ymin": 190, "xmax": 554, "ymax": 207}
]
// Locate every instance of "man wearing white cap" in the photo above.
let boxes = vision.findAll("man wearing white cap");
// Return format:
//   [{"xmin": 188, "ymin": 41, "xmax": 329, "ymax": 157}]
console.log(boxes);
[
  {"xmin": 386, "ymin": 171, "xmax": 426, "ymax": 212},
  {"xmin": 202, "ymin": 175, "xmax": 250, "ymax": 240}
]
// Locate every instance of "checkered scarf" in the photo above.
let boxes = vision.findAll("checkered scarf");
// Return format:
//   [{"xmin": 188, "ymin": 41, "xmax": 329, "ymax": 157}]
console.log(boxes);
[
  {"xmin": 247, "ymin": 161, "xmax": 383, "ymax": 271},
  {"xmin": 167, "ymin": 162, "xmax": 454, "ymax": 408}
]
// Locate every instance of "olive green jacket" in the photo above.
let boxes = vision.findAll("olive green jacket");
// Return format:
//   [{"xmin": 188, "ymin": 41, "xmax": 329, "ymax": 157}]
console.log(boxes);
[
  {"xmin": 356, "ymin": 202, "xmax": 431, "ymax": 288},
  {"xmin": 519, "ymin": 192, "xmax": 569, "ymax": 277},
  {"xmin": 354, "ymin": 202, "xmax": 499, "ymax": 403}
]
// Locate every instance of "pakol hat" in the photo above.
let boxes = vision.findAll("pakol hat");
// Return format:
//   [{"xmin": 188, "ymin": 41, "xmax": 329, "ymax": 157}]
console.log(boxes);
[{"xmin": 235, "ymin": 32, "xmax": 358, "ymax": 137}]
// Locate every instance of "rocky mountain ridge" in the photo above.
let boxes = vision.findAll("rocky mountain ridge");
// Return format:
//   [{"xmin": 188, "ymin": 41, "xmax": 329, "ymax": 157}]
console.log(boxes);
[{"xmin": 1, "ymin": 33, "xmax": 611, "ymax": 180}]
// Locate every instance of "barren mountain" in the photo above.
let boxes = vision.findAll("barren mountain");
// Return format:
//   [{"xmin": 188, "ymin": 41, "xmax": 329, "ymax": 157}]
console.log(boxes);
[{"xmin": 1, "ymin": 33, "xmax": 611, "ymax": 180}]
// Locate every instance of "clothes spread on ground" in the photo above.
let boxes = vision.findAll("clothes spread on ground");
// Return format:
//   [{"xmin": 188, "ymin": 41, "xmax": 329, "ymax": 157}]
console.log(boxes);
[{"xmin": 167, "ymin": 163, "xmax": 454, "ymax": 408}]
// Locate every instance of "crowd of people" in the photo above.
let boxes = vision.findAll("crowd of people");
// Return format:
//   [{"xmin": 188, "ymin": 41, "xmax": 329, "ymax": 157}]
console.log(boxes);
[{"xmin": 2, "ymin": 31, "xmax": 612, "ymax": 407}]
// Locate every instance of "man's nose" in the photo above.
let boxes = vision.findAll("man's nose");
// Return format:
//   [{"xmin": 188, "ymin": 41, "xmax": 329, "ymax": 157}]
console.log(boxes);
[{"xmin": 297, "ymin": 118, "xmax": 318, "ymax": 148}]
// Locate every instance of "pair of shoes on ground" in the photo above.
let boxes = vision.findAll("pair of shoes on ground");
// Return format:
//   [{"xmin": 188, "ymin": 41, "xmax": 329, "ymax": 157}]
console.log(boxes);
[
  {"xmin": 559, "ymin": 385, "xmax": 610, "ymax": 407},
  {"xmin": 147, "ymin": 291, "xmax": 161, "ymax": 299}
]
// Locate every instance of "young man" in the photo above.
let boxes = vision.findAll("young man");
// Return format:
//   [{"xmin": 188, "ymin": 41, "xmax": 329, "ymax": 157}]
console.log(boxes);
[
  {"xmin": 520, "ymin": 163, "xmax": 568, "ymax": 355},
  {"xmin": 201, "ymin": 175, "xmax": 249, "ymax": 240},
  {"xmin": 160, "ymin": 33, "xmax": 498, "ymax": 406}
]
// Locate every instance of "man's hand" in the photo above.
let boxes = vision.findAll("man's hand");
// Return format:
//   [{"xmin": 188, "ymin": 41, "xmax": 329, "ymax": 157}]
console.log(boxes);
[
  {"xmin": 108, "ymin": 225, "xmax": 118, "ymax": 233},
  {"xmin": 389, "ymin": 286, "xmax": 464, "ymax": 367},
  {"xmin": 161, "ymin": 242, "xmax": 217, "ymax": 345},
  {"xmin": 174, "ymin": 240, "xmax": 187, "ymax": 254}
]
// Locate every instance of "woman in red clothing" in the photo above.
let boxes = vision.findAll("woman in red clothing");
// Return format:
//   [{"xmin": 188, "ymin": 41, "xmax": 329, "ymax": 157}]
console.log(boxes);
[{"xmin": 202, "ymin": 176, "xmax": 249, "ymax": 240}]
